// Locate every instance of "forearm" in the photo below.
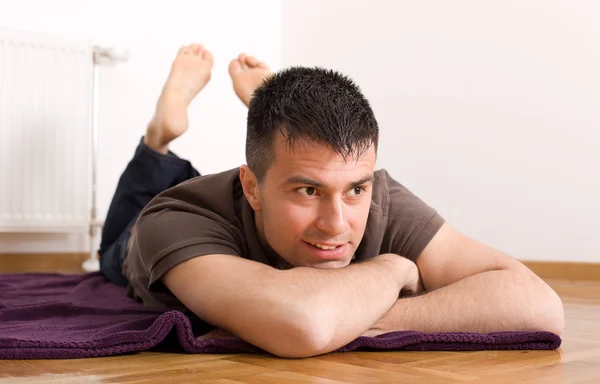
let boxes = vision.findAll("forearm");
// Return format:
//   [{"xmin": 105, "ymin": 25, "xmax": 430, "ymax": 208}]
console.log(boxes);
[
  {"xmin": 371, "ymin": 266, "xmax": 564, "ymax": 335},
  {"xmin": 275, "ymin": 255, "xmax": 403, "ymax": 353},
  {"xmin": 167, "ymin": 254, "xmax": 404, "ymax": 357}
]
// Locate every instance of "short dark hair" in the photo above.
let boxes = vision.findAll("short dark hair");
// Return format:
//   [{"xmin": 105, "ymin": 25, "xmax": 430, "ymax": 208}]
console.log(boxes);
[{"xmin": 246, "ymin": 67, "xmax": 379, "ymax": 183}]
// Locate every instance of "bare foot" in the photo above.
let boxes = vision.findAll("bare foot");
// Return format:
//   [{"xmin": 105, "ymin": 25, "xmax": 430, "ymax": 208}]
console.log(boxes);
[
  {"xmin": 228, "ymin": 53, "xmax": 272, "ymax": 107},
  {"xmin": 145, "ymin": 44, "xmax": 214, "ymax": 154}
]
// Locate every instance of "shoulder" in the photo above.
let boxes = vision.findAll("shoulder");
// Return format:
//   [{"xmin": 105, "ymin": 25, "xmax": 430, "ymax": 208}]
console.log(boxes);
[
  {"xmin": 141, "ymin": 167, "xmax": 242, "ymax": 219},
  {"xmin": 370, "ymin": 168, "xmax": 412, "ymax": 213},
  {"xmin": 370, "ymin": 169, "xmax": 391, "ymax": 214},
  {"xmin": 134, "ymin": 167, "xmax": 246, "ymax": 258},
  {"xmin": 128, "ymin": 167, "xmax": 248, "ymax": 299},
  {"xmin": 371, "ymin": 168, "xmax": 445, "ymax": 261},
  {"xmin": 160, "ymin": 167, "xmax": 241, "ymax": 204},
  {"xmin": 372, "ymin": 168, "xmax": 414, "ymax": 196},
  {"xmin": 372, "ymin": 168, "xmax": 433, "ymax": 210}
]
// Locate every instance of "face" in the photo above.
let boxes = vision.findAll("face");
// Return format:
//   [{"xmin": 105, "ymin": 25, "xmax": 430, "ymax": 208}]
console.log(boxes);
[{"xmin": 240, "ymin": 133, "xmax": 376, "ymax": 269}]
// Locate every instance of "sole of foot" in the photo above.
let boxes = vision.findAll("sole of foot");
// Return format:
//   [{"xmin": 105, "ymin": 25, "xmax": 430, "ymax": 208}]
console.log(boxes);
[{"xmin": 145, "ymin": 44, "xmax": 214, "ymax": 154}]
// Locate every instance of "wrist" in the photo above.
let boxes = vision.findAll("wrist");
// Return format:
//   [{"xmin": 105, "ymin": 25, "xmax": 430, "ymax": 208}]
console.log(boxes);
[{"xmin": 374, "ymin": 253, "xmax": 406, "ymax": 290}]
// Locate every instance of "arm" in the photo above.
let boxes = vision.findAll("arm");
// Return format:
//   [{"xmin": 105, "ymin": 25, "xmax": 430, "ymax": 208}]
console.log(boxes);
[
  {"xmin": 366, "ymin": 223, "xmax": 564, "ymax": 336},
  {"xmin": 163, "ymin": 253, "xmax": 410, "ymax": 358}
]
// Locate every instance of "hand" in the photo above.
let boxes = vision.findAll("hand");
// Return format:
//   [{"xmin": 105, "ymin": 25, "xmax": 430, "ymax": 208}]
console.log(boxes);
[
  {"xmin": 375, "ymin": 254, "xmax": 425, "ymax": 297},
  {"xmin": 399, "ymin": 258, "xmax": 425, "ymax": 297},
  {"xmin": 361, "ymin": 257, "xmax": 424, "ymax": 338}
]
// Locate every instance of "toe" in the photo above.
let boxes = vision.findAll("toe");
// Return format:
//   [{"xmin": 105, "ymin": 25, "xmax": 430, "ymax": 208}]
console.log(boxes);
[
  {"xmin": 190, "ymin": 44, "xmax": 204, "ymax": 55},
  {"xmin": 229, "ymin": 58, "xmax": 242, "ymax": 76},
  {"xmin": 202, "ymin": 49, "xmax": 214, "ymax": 65},
  {"xmin": 245, "ymin": 55, "xmax": 261, "ymax": 68},
  {"xmin": 238, "ymin": 53, "xmax": 248, "ymax": 70},
  {"xmin": 178, "ymin": 45, "xmax": 191, "ymax": 55}
]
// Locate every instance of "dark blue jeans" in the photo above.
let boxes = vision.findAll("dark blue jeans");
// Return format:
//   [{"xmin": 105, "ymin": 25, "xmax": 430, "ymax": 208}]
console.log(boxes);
[{"xmin": 99, "ymin": 138, "xmax": 200, "ymax": 286}]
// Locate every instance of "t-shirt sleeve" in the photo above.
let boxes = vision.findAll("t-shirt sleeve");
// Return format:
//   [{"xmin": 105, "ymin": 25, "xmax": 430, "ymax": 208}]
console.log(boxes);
[
  {"xmin": 381, "ymin": 170, "xmax": 445, "ymax": 262},
  {"xmin": 133, "ymin": 197, "xmax": 244, "ymax": 290}
]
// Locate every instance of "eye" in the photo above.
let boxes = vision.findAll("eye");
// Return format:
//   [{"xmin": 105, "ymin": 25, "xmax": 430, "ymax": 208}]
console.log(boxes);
[
  {"xmin": 297, "ymin": 187, "xmax": 317, "ymax": 196},
  {"xmin": 347, "ymin": 186, "xmax": 366, "ymax": 197}
]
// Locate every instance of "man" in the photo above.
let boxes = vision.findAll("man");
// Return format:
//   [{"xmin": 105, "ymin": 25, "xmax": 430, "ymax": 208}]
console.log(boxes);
[{"xmin": 99, "ymin": 44, "xmax": 564, "ymax": 358}]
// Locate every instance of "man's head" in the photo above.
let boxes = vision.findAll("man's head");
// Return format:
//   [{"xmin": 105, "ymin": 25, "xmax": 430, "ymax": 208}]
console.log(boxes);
[{"xmin": 240, "ymin": 67, "xmax": 379, "ymax": 269}]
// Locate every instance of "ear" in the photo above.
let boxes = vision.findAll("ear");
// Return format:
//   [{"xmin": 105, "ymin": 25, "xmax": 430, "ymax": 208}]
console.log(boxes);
[{"xmin": 239, "ymin": 165, "xmax": 262, "ymax": 211}]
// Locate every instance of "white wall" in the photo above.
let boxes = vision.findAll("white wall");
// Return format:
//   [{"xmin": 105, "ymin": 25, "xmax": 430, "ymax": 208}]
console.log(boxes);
[
  {"xmin": 283, "ymin": 0, "xmax": 599, "ymax": 262},
  {"xmin": 0, "ymin": 0, "xmax": 282, "ymax": 252},
  {"xmin": 2, "ymin": 0, "xmax": 598, "ymax": 263}
]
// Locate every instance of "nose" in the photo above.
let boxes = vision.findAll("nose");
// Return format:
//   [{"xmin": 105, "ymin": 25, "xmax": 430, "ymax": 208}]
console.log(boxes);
[{"xmin": 315, "ymin": 196, "xmax": 350, "ymax": 236}]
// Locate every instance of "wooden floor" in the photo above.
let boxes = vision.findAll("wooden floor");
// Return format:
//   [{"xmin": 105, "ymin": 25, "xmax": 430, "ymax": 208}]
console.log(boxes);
[{"xmin": 0, "ymin": 255, "xmax": 599, "ymax": 383}]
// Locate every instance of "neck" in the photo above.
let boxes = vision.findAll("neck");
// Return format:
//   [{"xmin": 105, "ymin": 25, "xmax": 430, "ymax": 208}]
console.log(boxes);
[{"xmin": 253, "ymin": 210, "xmax": 293, "ymax": 270}]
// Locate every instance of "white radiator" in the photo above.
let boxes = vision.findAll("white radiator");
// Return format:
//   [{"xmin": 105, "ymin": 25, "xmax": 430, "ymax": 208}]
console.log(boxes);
[{"xmin": 0, "ymin": 28, "xmax": 93, "ymax": 232}]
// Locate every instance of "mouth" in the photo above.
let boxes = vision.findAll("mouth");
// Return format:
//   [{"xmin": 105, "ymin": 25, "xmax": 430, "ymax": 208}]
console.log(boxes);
[
  {"xmin": 303, "ymin": 241, "xmax": 348, "ymax": 260},
  {"xmin": 308, "ymin": 242, "xmax": 344, "ymax": 250}
]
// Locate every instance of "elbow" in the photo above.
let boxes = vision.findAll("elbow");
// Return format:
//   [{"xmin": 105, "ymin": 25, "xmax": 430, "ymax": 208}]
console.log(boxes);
[
  {"xmin": 546, "ymin": 292, "xmax": 565, "ymax": 336},
  {"xmin": 266, "ymin": 309, "xmax": 334, "ymax": 358},
  {"xmin": 516, "ymin": 265, "xmax": 565, "ymax": 336},
  {"xmin": 534, "ymin": 288, "xmax": 565, "ymax": 336}
]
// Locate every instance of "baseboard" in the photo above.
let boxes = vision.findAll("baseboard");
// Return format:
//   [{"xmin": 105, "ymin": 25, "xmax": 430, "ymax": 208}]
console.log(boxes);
[{"xmin": 521, "ymin": 261, "xmax": 600, "ymax": 281}]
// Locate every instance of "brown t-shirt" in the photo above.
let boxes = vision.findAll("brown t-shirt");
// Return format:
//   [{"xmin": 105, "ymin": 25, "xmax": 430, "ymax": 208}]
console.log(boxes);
[{"xmin": 122, "ymin": 167, "xmax": 444, "ymax": 310}]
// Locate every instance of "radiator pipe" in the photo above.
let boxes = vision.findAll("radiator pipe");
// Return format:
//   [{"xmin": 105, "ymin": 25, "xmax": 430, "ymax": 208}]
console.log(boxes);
[
  {"xmin": 81, "ymin": 64, "xmax": 101, "ymax": 272},
  {"xmin": 82, "ymin": 47, "xmax": 129, "ymax": 273}
]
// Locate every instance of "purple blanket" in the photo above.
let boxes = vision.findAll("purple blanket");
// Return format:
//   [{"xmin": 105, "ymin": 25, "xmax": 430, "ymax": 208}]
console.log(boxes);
[{"xmin": 0, "ymin": 272, "xmax": 561, "ymax": 359}]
